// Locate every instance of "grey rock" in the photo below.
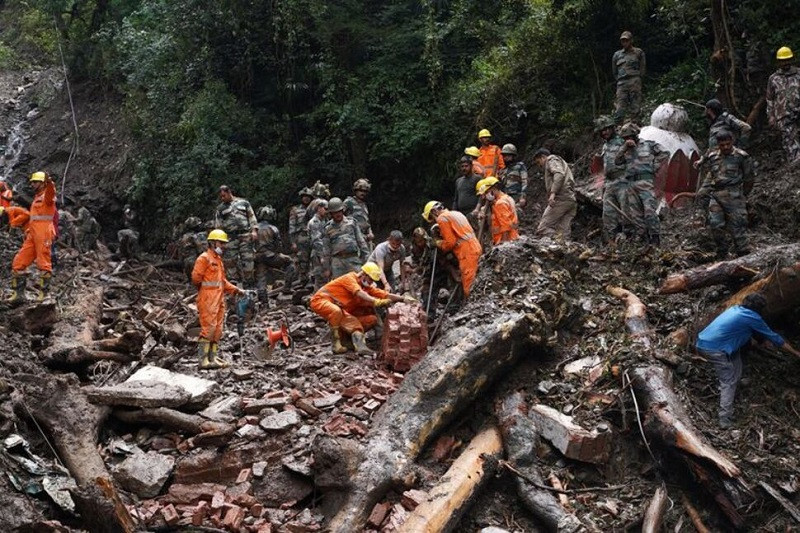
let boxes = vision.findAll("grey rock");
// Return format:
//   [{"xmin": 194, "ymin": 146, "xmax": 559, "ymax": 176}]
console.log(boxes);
[
  {"xmin": 259, "ymin": 410, "xmax": 301, "ymax": 432},
  {"xmin": 199, "ymin": 395, "xmax": 241, "ymax": 422},
  {"xmin": 113, "ymin": 450, "xmax": 175, "ymax": 498}
]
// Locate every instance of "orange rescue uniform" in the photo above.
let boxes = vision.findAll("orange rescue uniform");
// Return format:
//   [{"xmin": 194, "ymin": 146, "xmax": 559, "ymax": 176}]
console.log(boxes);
[
  {"xmin": 192, "ymin": 249, "xmax": 239, "ymax": 342},
  {"xmin": 12, "ymin": 180, "xmax": 56, "ymax": 274},
  {"xmin": 6, "ymin": 206, "xmax": 30, "ymax": 229},
  {"xmin": 478, "ymin": 144, "xmax": 505, "ymax": 178},
  {"xmin": 435, "ymin": 209, "xmax": 482, "ymax": 297},
  {"xmin": 0, "ymin": 182, "xmax": 12, "ymax": 208},
  {"xmin": 310, "ymin": 272, "xmax": 388, "ymax": 334},
  {"xmin": 472, "ymin": 160, "xmax": 487, "ymax": 177},
  {"xmin": 489, "ymin": 191, "xmax": 519, "ymax": 244}
]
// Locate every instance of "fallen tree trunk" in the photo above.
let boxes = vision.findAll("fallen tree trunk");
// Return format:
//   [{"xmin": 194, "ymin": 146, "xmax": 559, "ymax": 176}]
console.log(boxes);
[
  {"xmin": 641, "ymin": 483, "xmax": 668, "ymax": 533},
  {"xmin": 113, "ymin": 407, "xmax": 232, "ymax": 435},
  {"xmin": 397, "ymin": 426, "xmax": 502, "ymax": 533},
  {"xmin": 659, "ymin": 243, "xmax": 800, "ymax": 294},
  {"xmin": 324, "ymin": 310, "xmax": 548, "ymax": 533},
  {"xmin": 495, "ymin": 392, "xmax": 581, "ymax": 531}
]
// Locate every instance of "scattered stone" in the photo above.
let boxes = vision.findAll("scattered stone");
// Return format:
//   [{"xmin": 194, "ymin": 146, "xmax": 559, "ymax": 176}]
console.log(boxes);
[
  {"xmin": 282, "ymin": 456, "xmax": 313, "ymax": 477},
  {"xmin": 296, "ymin": 399, "xmax": 323, "ymax": 417},
  {"xmin": 126, "ymin": 365, "xmax": 218, "ymax": 407},
  {"xmin": 112, "ymin": 450, "xmax": 174, "ymax": 498},
  {"xmin": 235, "ymin": 424, "xmax": 266, "ymax": 441},
  {"xmin": 563, "ymin": 355, "xmax": 601, "ymax": 375},
  {"xmin": 199, "ymin": 395, "xmax": 241, "ymax": 422},
  {"xmin": 259, "ymin": 410, "xmax": 301, "ymax": 432},
  {"xmin": 367, "ymin": 502, "xmax": 391, "ymax": 528},
  {"xmin": 85, "ymin": 380, "xmax": 191, "ymax": 408},
  {"xmin": 222, "ymin": 504, "xmax": 245, "ymax": 530},
  {"xmin": 252, "ymin": 461, "xmax": 267, "ymax": 478},
  {"xmin": 529, "ymin": 404, "xmax": 612, "ymax": 464},
  {"xmin": 232, "ymin": 368, "xmax": 254, "ymax": 381},
  {"xmin": 164, "ymin": 483, "xmax": 225, "ymax": 504},
  {"xmin": 401, "ymin": 489, "xmax": 427, "ymax": 511},
  {"xmin": 312, "ymin": 394, "xmax": 342, "ymax": 409},
  {"xmin": 236, "ymin": 468, "xmax": 252, "ymax": 484},
  {"xmin": 161, "ymin": 504, "xmax": 179, "ymax": 526}
]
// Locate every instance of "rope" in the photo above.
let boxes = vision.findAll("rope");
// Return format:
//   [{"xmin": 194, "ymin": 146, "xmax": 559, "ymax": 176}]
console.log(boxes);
[{"xmin": 53, "ymin": 16, "xmax": 80, "ymax": 205}]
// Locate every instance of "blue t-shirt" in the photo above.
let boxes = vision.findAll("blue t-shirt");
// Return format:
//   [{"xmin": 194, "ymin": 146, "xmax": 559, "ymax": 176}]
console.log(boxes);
[{"xmin": 696, "ymin": 305, "xmax": 784, "ymax": 355}]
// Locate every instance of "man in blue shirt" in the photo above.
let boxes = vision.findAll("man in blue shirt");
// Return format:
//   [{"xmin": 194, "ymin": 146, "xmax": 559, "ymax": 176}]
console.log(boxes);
[{"xmin": 696, "ymin": 293, "xmax": 800, "ymax": 428}]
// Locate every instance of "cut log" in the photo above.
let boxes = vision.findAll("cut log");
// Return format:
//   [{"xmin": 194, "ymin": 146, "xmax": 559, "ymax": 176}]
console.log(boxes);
[
  {"xmin": 323, "ymin": 311, "xmax": 548, "ymax": 533},
  {"xmin": 397, "ymin": 426, "xmax": 502, "ymax": 533},
  {"xmin": 659, "ymin": 243, "xmax": 800, "ymax": 294},
  {"xmin": 528, "ymin": 404, "xmax": 611, "ymax": 464},
  {"xmin": 40, "ymin": 286, "xmax": 103, "ymax": 366},
  {"xmin": 113, "ymin": 407, "xmax": 233, "ymax": 436},
  {"xmin": 641, "ymin": 483, "xmax": 668, "ymax": 533},
  {"xmin": 606, "ymin": 286, "xmax": 652, "ymax": 345},
  {"xmin": 495, "ymin": 392, "xmax": 581, "ymax": 531}
]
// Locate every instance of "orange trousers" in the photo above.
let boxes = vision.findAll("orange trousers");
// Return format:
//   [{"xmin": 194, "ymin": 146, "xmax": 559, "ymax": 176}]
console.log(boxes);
[
  {"xmin": 310, "ymin": 294, "xmax": 379, "ymax": 334},
  {"xmin": 12, "ymin": 225, "xmax": 54, "ymax": 273},
  {"xmin": 198, "ymin": 289, "xmax": 226, "ymax": 342},
  {"xmin": 455, "ymin": 240, "xmax": 481, "ymax": 297}
]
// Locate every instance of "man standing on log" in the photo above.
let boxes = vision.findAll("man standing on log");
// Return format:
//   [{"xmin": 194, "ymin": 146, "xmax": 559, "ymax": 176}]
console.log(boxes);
[
  {"xmin": 694, "ymin": 131, "xmax": 754, "ymax": 258},
  {"xmin": 533, "ymin": 149, "xmax": 577, "ymax": 240},
  {"xmin": 310, "ymin": 262, "xmax": 411, "ymax": 355},
  {"xmin": 192, "ymin": 229, "xmax": 245, "ymax": 369},
  {"xmin": 476, "ymin": 176, "xmax": 519, "ymax": 244},
  {"xmin": 215, "ymin": 185, "xmax": 258, "ymax": 287},
  {"xmin": 10, "ymin": 171, "xmax": 56, "ymax": 304},
  {"xmin": 704, "ymin": 99, "xmax": 751, "ymax": 150},
  {"xmin": 422, "ymin": 201, "xmax": 482, "ymax": 298},
  {"xmin": 696, "ymin": 293, "xmax": 800, "ymax": 428},
  {"xmin": 612, "ymin": 31, "xmax": 646, "ymax": 124},
  {"xmin": 766, "ymin": 46, "xmax": 800, "ymax": 162},
  {"xmin": 596, "ymin": 116, "xmax": 630, "ymax": 243}
]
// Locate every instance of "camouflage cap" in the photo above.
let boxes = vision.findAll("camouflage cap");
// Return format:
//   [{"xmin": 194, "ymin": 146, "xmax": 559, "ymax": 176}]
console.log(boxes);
[
  {"xmin": 327, "ymin": 197, "xmax": 345, "ymax": 212},
  {"xmin": 594, "ymin": 115, "xmax": 616, "ymax": 132},
  {"xmin": 620, "ymin": 31, "xmax": 633, "ymax": 40},
  {"xmin": 618, "ymin": 122, "xmax": 640, "ymax": 138},
  {"xmin": 184, "ymin": 216, "xmax": 202, "ymax": 229}
]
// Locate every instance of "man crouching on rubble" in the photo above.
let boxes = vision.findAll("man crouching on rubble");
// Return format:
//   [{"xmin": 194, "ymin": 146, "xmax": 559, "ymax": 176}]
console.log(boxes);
[
  {"xmin": 310, "ymin": 262, "xmax": 414, "ymax": 356},
  {"xmin": 696, "ymin": 293, "xmax": 800, "ymax": 428}
]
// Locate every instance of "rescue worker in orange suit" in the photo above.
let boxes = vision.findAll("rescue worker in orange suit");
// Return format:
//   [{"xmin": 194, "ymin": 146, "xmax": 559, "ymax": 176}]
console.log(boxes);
[
  {"xmin": 310, "ymin": 262, "xmax": 413, "ymax": 355},
  {"xmin": 191, "ymin": 229, "xmax": 245, "ymax": 370},
  {"xmin": 10, "ymin": 172, "xmax": 56, "ymax": 304},
  {"xmin": 464, "ymin": 146, "xmax": 487, "ymax": 177},
  {"xmin": 476, "ymin": 177, "xmax": 519, "ymax": 244},
  {"xmin": 0, "ymin": 205, "xmax": 30, "ymax": 229},
  {"xmin": 0, "ymin": 181, "xmax": 13, "ymax": 208},
  {"xmin": 476, "ymin": 129, "xmax": 505, "ymax": 178},
  {"xmin": 422, "ymin": 201, "xmax": 482, "ymax": 298}
]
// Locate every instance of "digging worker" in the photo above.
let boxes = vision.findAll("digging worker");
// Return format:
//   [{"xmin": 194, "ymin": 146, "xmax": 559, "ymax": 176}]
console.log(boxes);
[
  {"xmin": 192, "ymin": 229, "xmax": 245, "ymax": 370},
  {"xmin": 696, "ymin": 293, "xmax": 800, "ymax": 429},
  {"xmin": 10, "ymin": 171, "xmax": 56, "ymax": 304},
  {"xmin": 704, "ymin": 99, "xmax": 751, "ymax": 150},
  {"xmin": 694, "ymin": 131, "xmax": 754, "ymax": 258},
  {"xmin": 255, "ymin": 205, "xmax": 297, "ymax": 302},
  {"xmin": 596, "ymin": 115, "xmax": 630, "ymax": 243},
  {"xmin": 464, "ymin": 146, "xmax": 487, "ymax": 177},
  {"xmin": 0, "ymin": 205, "xmax": 30, "ymax": 229},
  {"xmin": 422, "ymin": 201, "xmax": 482, "ymax": 298},
  {"xmin": 533, "ymin": 149, "xmax": 577, "ymax": 239},
  {"xmin": 310, "ymin": 262, "xmax": 412, "ymax": 355},
  {"xmin": 307, "ymin": 198, "xmax": 329, "ymax": 291},
  {"xmin": 343, "ymin": 178, "xmax": 375, "ymax": 248},
  {"xmin": 766, "ymin": 46, "xmax": 800, "ymax": 162},
  {"xmin": 117, "ymin": 204, "xmax": 140, "ymax": 260},
  {"xmin": 615, "ymin": 123, "xmax": 669, "ymax": 246},
  {"xmin": 612, "ymin": 31, "xmax": 646, "ymax": 124},
  {"xmin": 75, "ymin": 206, "xmax": 101, "ymax": 252},
  {"xmin": 215, "ymin": 185, "xmax": 258, "ymax": 287},
  {"xmin": 476, "ymin": 129, "xmax": 505, "ymax": 178},
  {"xmin": 498, "ymin": 143, "xmax": 528, "ymax": 208},
  {"xmin": 476, "ymin": 176, "xmax": 519, "ymax": 244},
  {"xmin": 289, "ymin": 187, "xmax": 314, "ymax": 286},
  {"xmin": 368, "ymin": 230, "xmax": 408, "ymax": 291},
  {"xmin": 322, "ymin": 197, "xmax": 369, "ymax": 279}
]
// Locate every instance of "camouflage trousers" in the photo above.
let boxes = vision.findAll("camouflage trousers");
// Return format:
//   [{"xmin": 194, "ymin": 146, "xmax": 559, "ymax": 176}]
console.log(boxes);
[
  {"xmin": 602, "ymin": 178, "xmax": 631, "ymax": 240},
  {"xmin": 613, "ymin": 77, "xmax": 642, "ymax": 124},
  {"xmin": 330, "ymin": 254, "xmax": 362, "ymax": 279},
  {"xmin": 626, "ymin": 178, "xmax": 660, "ymax": 241},
  {"xmin": 309, "ymin": 254, "xmax": 328, "ymax": 290},
  {"xmin": 117, "ymin": 229, "xmax": 139, "ymax": 259},
  {"xmin": 224, "ymin": 236, "xmax": 255, "ymax": 287},
  {"xmin": 706, "ymin": 186, "xmax": 749, "ymax": 255},
  {"xmin": 779, "ymin": 119, "xmax": 800, "ymax": 162},
  {"xmin": 294, "ymin": 238, "xmax": 311, "ymax": 280},
  {"xmin": 255, "ymin": 252, "xmax": 296, "ymax": 295},
  {"xmin": 536, "ymin": 199, "xmax": 576, "ymax": 239}
]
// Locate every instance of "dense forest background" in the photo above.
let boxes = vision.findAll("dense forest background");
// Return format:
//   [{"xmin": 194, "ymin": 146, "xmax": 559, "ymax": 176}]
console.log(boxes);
[{"xmin": 0, "ymin": 0, "xmax": 795, "ymax": 240}]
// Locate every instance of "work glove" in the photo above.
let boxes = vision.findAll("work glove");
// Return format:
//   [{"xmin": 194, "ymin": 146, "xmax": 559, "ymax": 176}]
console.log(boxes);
[
  {"xmin": 373, "ymin": 298, "xmax": 392, "ymax": 308},
  {"xmin": 434, "ymin": 238, "xmax": 444, "ymax": 248},
  {"xmin": 403, "ymin": 295, "xmax": 417, "ymax": 304}
]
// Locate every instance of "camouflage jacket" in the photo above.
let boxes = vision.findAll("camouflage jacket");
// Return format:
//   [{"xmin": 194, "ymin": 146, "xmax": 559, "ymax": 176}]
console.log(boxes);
[
  {"xmin": 215, "ymin": 197, "xmax": 257, "ymax": 236},
  {"xmin": 255, "ymin": 221, "xmax": 283, "ymax": 256},
  {"xmin": 708, "ymin": 112, "xmax": 752, "ymax": 149},
  {"xmin": 179, "ymin": 231, "xmax": 206, "ymax": 261},
  {"xmin": 76, "ymin": 208, "xmax": 100, "ymax": 240},
  {"xmin": 601, "ymin": 135, "xmax": 627, "ymax": 181},
  {"xmin": 543, "ymin": 155, "xmax": 576, "ymax": 201},
  {"xmin": 288, "ymin": 203, "xmax": 310, "ymax": 245},
  {"xmin": 499, "ymin": 161, "xmax": 528, "ymax": 197},
  {"xmin": 767, "ymin": 67, "xmax": 800, "ymax": 124},
  {"xmin": 612, "ymin": 47, "xmax": 646, "ymax": 82},
  {"xmin": 343, "ymin": 196, "xmax": 372, "ymax": 237},
  {"xmin": 697, "ymin": 147, "xmax": 754, "ymax": 191},
  {"xmin": 615, "ymin": 140, "xmax": 669, "ymax": 179},
  {"xmin": 307, "ymin": 214, "xmax": 327, "ymax": 259},
  {"xmin": 321, "ymin": 216, "xmax": 369, "ymax": 266},
  {"xmin": 409, "ymin": 237, "xmax": 434, "ymax": 269}
]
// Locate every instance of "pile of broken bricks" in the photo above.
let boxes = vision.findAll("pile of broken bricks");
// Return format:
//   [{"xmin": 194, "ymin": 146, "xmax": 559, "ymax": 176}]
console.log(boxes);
[{"xmin": 380, "ymin": 302, "xmax": 428, "ymax": 372}]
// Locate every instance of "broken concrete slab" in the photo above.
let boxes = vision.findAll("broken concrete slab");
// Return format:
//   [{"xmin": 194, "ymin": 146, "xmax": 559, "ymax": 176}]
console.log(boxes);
[
  {"xmin": 312, "ymin": 394, "xmax": 342, "ymax": 409},
  {"xmin": 259, "ymin": 410, "xmax": 301, "ymax": 432},
  {"xmin": 113, "ymin": 450, "xmax": 175, "ymax": 498},
  {"xmin": 528, "ymin": 404, "xmax": 611, "ymax": 464},
  {"xmin": 199, "ymin": 395, "xmax": 241, "ymax": 423},
  {"xmin": 85, "ymin": 380, "xmax": 192, "ymax": 408},
  {"xmin": 126, "ymin": 365, "xmax": 218, "ymax": 408}
]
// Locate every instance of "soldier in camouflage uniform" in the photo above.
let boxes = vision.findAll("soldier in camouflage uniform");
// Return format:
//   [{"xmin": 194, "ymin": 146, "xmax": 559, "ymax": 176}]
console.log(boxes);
[
  {"xmin": 75, "ymin": 206, "xmax": 101, "ymax": 252},
  {"xmin": 307, "ymin": 199, "xmax": 329, "ymax": 290},
  {"xmin": 178, "ymin": 216, "xmax": 207, "ymax": 281},
  {"xmin": 214, "ymin": 185, "xmax": 258, "ymax": 286},
  {"xmin": 288, "ymin": 187, "xmax": 314, "ymax": 285},
  {"xmin": 612, "ymin": 31, "xmax": 646, "ymax": 124},
  {"xmin": 255, "ymin": 205, "xmax": 296, "ymax": 302},
  {"xmin": 310, "ymin": 180, "xmax": 331, "ymax": 200},
  {"xmin": 766, "ymin": 46, "xmax": 800, "ymax": 162},
  {"xmin": 117, "ymin": 204, "xmax": 140, "ymax": 259},
  {"xmin": 704, "ymin": 99, "xmax": 751, "ymax": 149},
  {"xmin": 694, "ymin": 131, "xmax": 754, "ymax": 257},
  {"xmin": 596, "ymin": 116, "xmax": 631, "ymax": 242},
  {"xmin": 57, "ymin": 209, "xmax": 77, "ymax": 249},
  {"xmin": 533, "ymin": 149, "xmax": 577, "ymax": 239},
  {"xmin": 343, "ymin": 178, "xmax": 374, "ymax": 247},
  {"xmin": 498, "ymin": 144, "xmax": 528, "ymax": 208},
  {"xmin": 322, "ymin": 197, "xmax": 369, "ymax": 279},
  {"xmin": 615, "ymin": 123, "xmax": 669, "ymax": 245}
]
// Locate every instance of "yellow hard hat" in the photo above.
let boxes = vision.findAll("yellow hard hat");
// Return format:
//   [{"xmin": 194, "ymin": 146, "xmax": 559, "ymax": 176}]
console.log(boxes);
[
  {"xmin": 478, "ymin": 129, "xmax": 492, "ymax": 139},
  {"xmin": 361, "ymin": 261, "xmax": 382, "ymax": 281},
  {"xmin": 422, "ymin": 200, "xmax": 443, "ymax": 222},
  {"xmin": 29, "ymin": 171, "xmax": 47, "ymax": 182},
  {"xmin": 777, "ymin": 46, "xmax": 794, "ymax": 60},
  {"xmin": 464, "ymin": 146, "xmax": 481, "ymax": 158},
  {"xmin": 476, "ymin": 176, "xmax": 499, "ymax": 195},
  {"xmin": 207, "ymin": 229, "xmax": 229, "ymax": 243}
]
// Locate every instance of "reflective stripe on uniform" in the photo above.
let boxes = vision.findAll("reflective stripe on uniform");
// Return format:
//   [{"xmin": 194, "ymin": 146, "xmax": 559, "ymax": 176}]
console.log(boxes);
[
  {"xmin": 455, "ymin": 232, "xmax": 475, "ymax": 245},
  {"xmin": 201, "ymin": 281, "xmax": 222, "ymax": 287},
  {"xmin": 30, "ymin": 215, "xmax": 54, "ymax": 221}
]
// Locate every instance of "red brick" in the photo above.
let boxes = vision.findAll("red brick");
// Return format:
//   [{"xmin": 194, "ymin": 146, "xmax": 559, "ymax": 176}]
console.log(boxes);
[
  {"xmin": 192, "ymin": 501, "xmax": 208, "ymax": 526},
  {"xmin": 250, "ymin": 503, "xmax": 264, "ymax": 518},
  {"xmin": 161, "ymin": 504, "xmax": 180, "ymax": 526},
  {"xmin": 211, "ymin": 491, "xmax": 226, "ymax": 509},
  {"xmin": 401, "ymin": 489, "xmax": 428, "ymax": 511},
  {"xmin": 222, "ymin": 505, "xmax": 245, "ymax": 530},
  {"xmin": 367, "ymin": 502, "xmax": 391, "ymax": 528},
  {"xmin": 236, "ymin": 468, "xmax": 252, "ymax": 484}
]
